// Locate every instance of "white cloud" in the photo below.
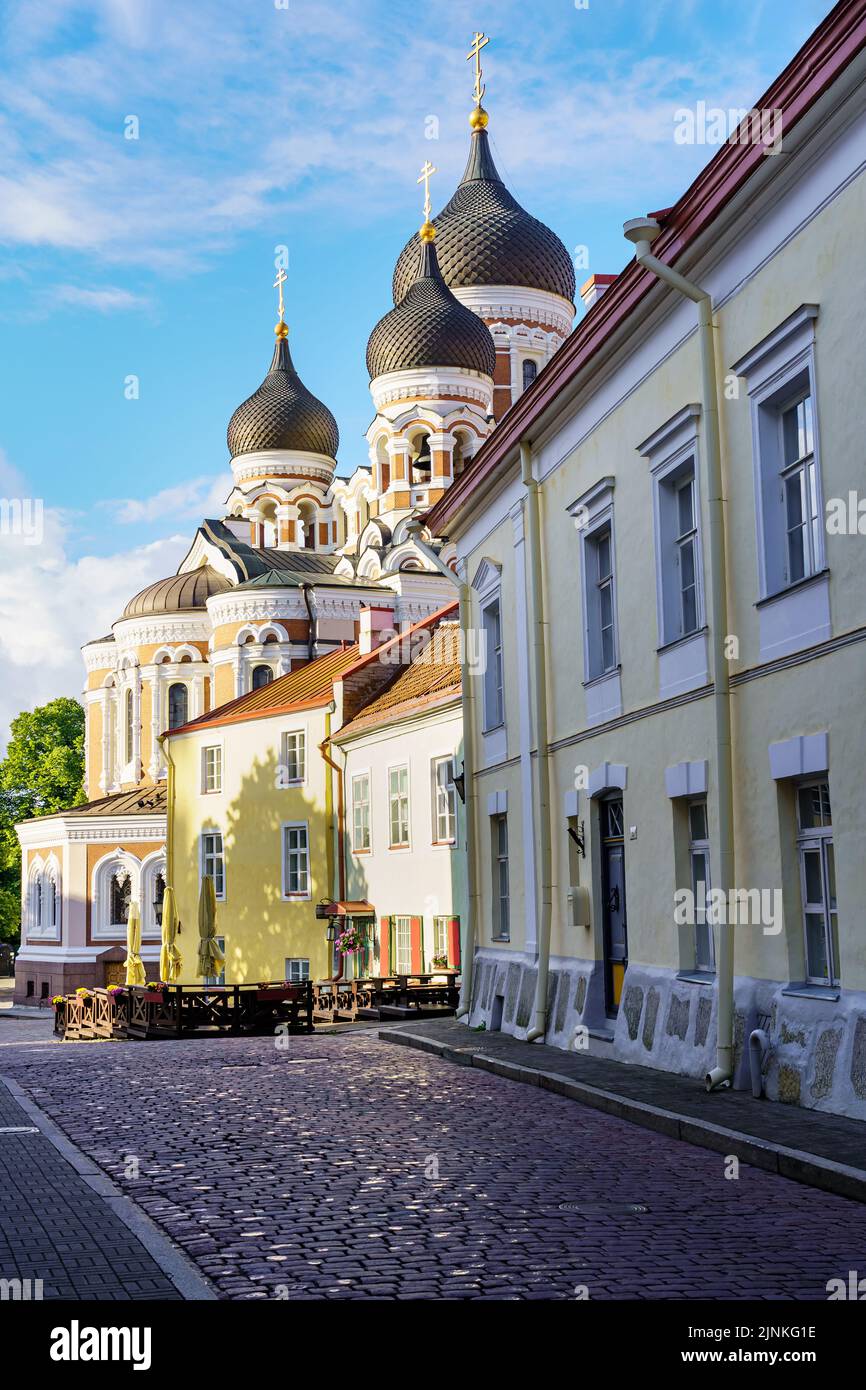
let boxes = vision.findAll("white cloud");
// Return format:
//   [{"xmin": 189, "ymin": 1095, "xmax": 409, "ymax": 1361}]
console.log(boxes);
[
  {"xmin": 54, "ymin": 284, "xmax": 151, "ymax": 313},
  {"xmin": 106, "ymin": 474, "xmax": 232, "ymax": 525},
  {"xmin": 0, "ymin": 499, "xmax": 188, "ymax": 747}
]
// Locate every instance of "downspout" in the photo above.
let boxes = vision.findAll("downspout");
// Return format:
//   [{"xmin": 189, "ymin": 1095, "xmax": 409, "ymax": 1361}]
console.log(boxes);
[
  {"xmin": 623, "ymin": 216, "xmax": 735, "ymax": 1091},
  {"xmin": 520, "ymin": 441, "xmax": 553, "ymax": 1044},
  {"xmin": 302, "ymin": 583, "xmax": 316, "ymax": 662},
  {"xmin": 405, "ymin": 519, "xmax": 477, "ymax": 1019},
  {"xmin": 157, "ymin": 731, "xmax": 175, "ymax": 892},
  {"xmin": 318, "ymin": 706, "xmax": 346, "ymax": 982}
]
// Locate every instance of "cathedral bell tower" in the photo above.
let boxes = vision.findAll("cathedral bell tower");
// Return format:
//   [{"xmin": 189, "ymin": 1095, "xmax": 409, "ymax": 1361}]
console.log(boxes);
[{"xmin": 365, "ymin": 160, "xmax": 497, "ymax": 530}]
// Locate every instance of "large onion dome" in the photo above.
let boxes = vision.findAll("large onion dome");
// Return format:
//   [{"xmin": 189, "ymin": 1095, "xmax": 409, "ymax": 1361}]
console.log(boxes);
[
  {"xmin": 121, "ymin": 566, "xmax": 232, "ymax": 620},
  {"xmin": 367, "ymin": 231, "xmax": 496, "ymax": 381},
  {"xmin": 227, "ymin": 330, "xmax": 339, "ymax": 460},
  {"xmin": 392, "ymin": 123, "xmax": 576, "ymax": 305}
]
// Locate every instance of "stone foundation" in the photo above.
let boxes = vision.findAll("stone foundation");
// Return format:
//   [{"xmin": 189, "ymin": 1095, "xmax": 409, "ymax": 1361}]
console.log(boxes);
[
  {"xmin": 468, "ymin": 949, "xmax": 866, "ymax": 1121},
  {"xmin": 13, "ymin": 948, "xmax": 160, "ymax": 1005}
]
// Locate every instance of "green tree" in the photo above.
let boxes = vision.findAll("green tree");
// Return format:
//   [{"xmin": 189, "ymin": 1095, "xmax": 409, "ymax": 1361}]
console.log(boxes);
[{"xmin": 0, "ymin": 698, "xmax": 85, "ymax": 944}]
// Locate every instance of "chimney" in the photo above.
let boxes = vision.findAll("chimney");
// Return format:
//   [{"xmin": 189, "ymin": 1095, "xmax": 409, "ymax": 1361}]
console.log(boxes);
[
  {"xmin": 357, "ymin": 604, "xmax": 395, "ymax": 656},
  {"xmin": 579, "ymin": 274, "xmax": 617, "ymax": 311}
]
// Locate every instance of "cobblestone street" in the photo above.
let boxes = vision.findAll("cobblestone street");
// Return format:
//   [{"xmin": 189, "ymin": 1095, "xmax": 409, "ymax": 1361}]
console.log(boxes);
[{"xmin": 2, "ymin": 1024, "xmax": 866, "ymax": 1301}]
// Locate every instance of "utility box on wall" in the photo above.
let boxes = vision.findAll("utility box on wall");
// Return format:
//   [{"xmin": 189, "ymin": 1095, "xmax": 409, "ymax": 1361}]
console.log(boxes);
[{"xmin": 567, "ymin": 885, "xmax": 591, "ymax": 927}]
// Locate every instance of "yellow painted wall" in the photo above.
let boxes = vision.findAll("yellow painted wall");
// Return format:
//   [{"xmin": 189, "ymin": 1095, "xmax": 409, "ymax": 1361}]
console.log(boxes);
[{"xmin": 167, "ymin": 705, "xmax": 334, "ymax": 984}]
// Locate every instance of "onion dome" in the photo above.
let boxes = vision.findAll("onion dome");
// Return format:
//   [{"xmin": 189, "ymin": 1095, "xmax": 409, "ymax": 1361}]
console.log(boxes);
[
  {"xmin": 121, "ymin": 566, "xmax": 232, "ymax": 620},
  {"xmin": 227, "ymin": 329, "xmax": 339, "ymax": 460},
  {"xmin": 367, "ymin": 227, "xmax": 496, "ymax": 381},
  {"xmin": 392, "ymin": 121, "xmax": 576, "ymax": 305}
]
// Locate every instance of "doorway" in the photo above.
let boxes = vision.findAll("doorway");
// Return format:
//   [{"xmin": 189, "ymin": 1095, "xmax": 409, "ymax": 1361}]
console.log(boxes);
[{"xmin": 601, "ymin": 796, "xmax": 628, "ymax": 1016}]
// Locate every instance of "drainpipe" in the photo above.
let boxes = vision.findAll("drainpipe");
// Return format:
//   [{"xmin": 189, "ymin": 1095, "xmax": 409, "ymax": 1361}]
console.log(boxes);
[
  {"xmin": 157, "ymin": 731, "xmax": 175, "ymax": 891},
  {"xmin": 520, "ymin": 441, "xmax": 553, "ymax": 1044},
  {"xmin": 319, "ymin": 706, "xmax": 346, "ymax": 982},
  {"xmin": 302, "ymin": 583, "xmax": 316, "ymax": 662},
  {"xmin": 623, "ymin": 216, "xmax": 735, "ymax": 1091},
  {"xmin": 405, "ymin": 518, "xmax": 477, "ymax": 1018}
]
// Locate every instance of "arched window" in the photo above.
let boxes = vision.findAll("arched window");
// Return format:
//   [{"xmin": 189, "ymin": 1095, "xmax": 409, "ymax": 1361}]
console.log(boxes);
[
  {"xmin": 376, "ymin": 439, "xmax": 390, "ymax": 495},
  {"xmin": 252, "ymin": 664, "xmax": 273, "ymax": 690},
  {"xmin": 522, "ymin": 359, "xmax": 538, "ymax": 391},
  {"xmin": 153, "ymin": 871, "xmax": 166, "ymax": 928},
  {"xmin": 46, "ymin": 873, "xmax": 58, "ymax": 932},
  {"xmin": 168, "ymin": 683, "xmax": 188, "ymax": 729},
  {"xmin": 298, "ymin": 501, "xmax": 316, "ymax": 551},
  {"xmin": 110, "ymin": 870, "xmax": 131, "ymax": 929},
  {"xmin": 411, "ymin": 431, "xmax": 432, "ymax": 483},
  {"xmin": 124, "ymin": 688, "xmax": 134, "ymax": 764},
  {"xmin": 453, "ymin": 431, "xmax": 473, "ymax": 478}
]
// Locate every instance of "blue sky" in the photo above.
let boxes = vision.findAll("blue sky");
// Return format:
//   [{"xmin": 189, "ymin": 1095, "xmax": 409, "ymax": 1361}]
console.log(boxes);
[{"xmin": 0, "ymin": 0, "xmax": 835, "ymax": 737}]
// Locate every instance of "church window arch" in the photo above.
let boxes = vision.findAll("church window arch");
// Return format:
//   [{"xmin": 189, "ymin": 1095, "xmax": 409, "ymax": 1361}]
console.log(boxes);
[
  {"xmin": 167, "ymin": 683, "xmax": 188, "ymax": 730},
  {"xmin": 453, "ymin": 429, "xmax": 474, "ymax": 478},
  {"xmin": 124, "ymin": 688, "xmax": 134, "ymax": 765},
  {"xmin": 252, "ymin": 664, "xmax": 274, "ymax": 690},
  {"xmin": 522, "ymin": 358, "xmax": 538, "ymax": 391},
  {"xmin": 92, "ymin": 850, "xmax": 141, "ymax": 939},
  {"xmin": 410, "ymin": 429, "xmax": 432, "ymax": 483},
  {"xmin": 141, "ymin": 851, "xmax": 167, "ymax": 937},
  {"xmin": 375, "ymin": 437, "xmax": 390, "ymax": 494},
  {"xmin": 260, "ymin": 498, "xmax": 278, "ymax": 548},
  {"xmin": 297, "ymin": 500, "xmax": 317, "ymax": 551}
]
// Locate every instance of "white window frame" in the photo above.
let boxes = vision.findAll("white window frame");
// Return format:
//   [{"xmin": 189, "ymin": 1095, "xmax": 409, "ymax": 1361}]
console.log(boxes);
[
  {"xmin": 26, "ymin": 854, "xmax": 62, "ymax": 941},
  {"xmin": 200, "ymin": 829, "xmax": 225, "ymax": 901},
  {"xmin": 201, "ymin": 743, "xmax": 223, "ymax": 794},
  {"xmin": 431, "ymin": 915, "xmax": 449, "ymax": 967},
  {"xmin": 431, "ymin": 755, "xmax": 457, "ymax": 846},
  {"xmin": 388, "ymin": 764, "xmax": 410, "ymax": 849},
  {"xmin": 687, "ymin": 798, "xmax": 714, "ymax": 973},
  {"xmin": 732, "ymin": 305, "xmax": 825, "ymax": 600},
  {"xmin": 167, "ymin": 681, "xmax": 190, "ymax": 731},
  {"xmin": 491, "ymin": 813, "xmax": 510, "ymax": 941},
  {"xmin": 204, "ymin": 936, "xmax": 226, "ymax": 987},
  {"xmin": 351, "ymin": 770, "xmax": 371, "ymax": 853},
  {"xmin": 795, "ymin": 779, "xmax": 838, "ymax": 987},
  {"xmin": 641, "ymin": 407, "xmax": 707, "ymax": 649},
  {"xmin": 281, "ymin": 820, "xmax": 311, "ymax": 900},
  {"xmin": 582, "ymin": 516, "xmax": 619, "ymax": 682},
  {"xmin": 285, "ymin": 957, "xmax": 310, "ymax": 983},
  {"xmin": 481, "ymin": 595, "xmax": 505, "ymax": 732},
  {"xmin": 393, "ymin": 915, "xmax": 412, "ymax": 974},
  {"xmin": 279, "ymin": 729, "xmax": 306, "ymax": 788}
]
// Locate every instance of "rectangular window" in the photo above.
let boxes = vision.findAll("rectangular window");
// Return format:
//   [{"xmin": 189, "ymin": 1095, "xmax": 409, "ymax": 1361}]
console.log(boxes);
[
  {"xmin": 431, "ymin": 756, "xmax": 457, "ymax": 844},
  {"xmin": 482, "ymin": 598, "xmax": 504, "ymax": 729},
  {"xmin": 492, "ymin": 814, "xmax": 510, "ymax": 941},
  {"xmin": 284, "ymin": 957, "xmax": 310, "ymax": 983},
  {"xmin": 780, "ymin": 392, "xmax": 819, "ymax": 585},
  {"xmin": 584, "ymin": 525, "xmax": 618, "ymax": 680},
  {"xmin": 796, "ymin": 780, "xmax": 838, "ymax": 986},
  {"xmin": 655, "ymin": 465, "xmax": 702, "ymax": 643},
  {"xmin": 280, "ymin": 730, "xmax": 306, "ymax": 786},
  {"xmin": 352, "ymin": 773, "xmax": 371, "ymax": 852},
  {"xmin": 201, "ymin": 831, "xmax": 225, "ymax": 899},
  {"xmin": 202, "ymin": 745, "xmax": 222, "ymax": 794},
  {"xmin": 688, "ymin": 799, "xmax": 714, "ymax": 972},
  {"xmin": 393, "ymin": 915, "xmax": 412, "ymax": 974},
  {"xmin": 204, "ymin": 936, "xmax": 226, "ymax": 987},
  {"xmin": 283, "ymin": 823, "xmax": 310, "ymax": 898},
  {"xmin": 431, "ymin": 915, "xmax": 449, "ymax": 966},
  {"xmin": 389, "ymin": 766, "xmax": 410, "ymax": 847}
]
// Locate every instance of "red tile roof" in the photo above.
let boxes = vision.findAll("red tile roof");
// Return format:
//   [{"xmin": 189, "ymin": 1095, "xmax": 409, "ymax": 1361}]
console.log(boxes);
[
  {"xmin": 165, "ymin": 645, "xmax": 360, "ymax": 736},
  {"xmin": 336, "ymin": 621, "xmax": 462, "ymax": 738}
]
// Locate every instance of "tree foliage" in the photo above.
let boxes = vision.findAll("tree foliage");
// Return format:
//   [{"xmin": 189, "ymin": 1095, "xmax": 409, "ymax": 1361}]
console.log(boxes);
[{"xmin": 0, "ymin": 698, "xmax": 86, "ymax": 944}]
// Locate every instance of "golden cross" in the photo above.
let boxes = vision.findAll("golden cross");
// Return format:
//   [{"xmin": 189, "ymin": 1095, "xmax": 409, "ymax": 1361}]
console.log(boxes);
[
  {"xmin": 467, "ymin": 30, "xmax": 489, "ymax": 106},
  {"xmin": 417, "ymin": 159, "xmax": 437, "ymax": 222},
  {"xmin": 273, "ymin": 267, "xmax": 288, "ymax": 322}
]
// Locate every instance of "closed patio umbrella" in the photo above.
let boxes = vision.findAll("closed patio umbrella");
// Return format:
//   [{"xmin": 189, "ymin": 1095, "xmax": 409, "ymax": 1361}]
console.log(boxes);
[
  {"xmin": 197, "ymin": 875, "xmax": 224, "ymax": 980},
  {"xmin": 124, "ymin": 902, "xmax": 146, "ymax": 986},
  {"xmin": 159, "ymin": 886, "xmax": 182, "ymax": 983}
]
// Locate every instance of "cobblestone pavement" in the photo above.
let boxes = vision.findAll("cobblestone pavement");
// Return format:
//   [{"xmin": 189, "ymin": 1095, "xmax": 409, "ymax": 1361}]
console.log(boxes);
[
  {"xmin": 0, "ymin": 1078, "xmax": 181, "ymax": 1300},
  {"xmin": 2, "ymin": 1028, "xmax": 866, "ymax": 1301}
]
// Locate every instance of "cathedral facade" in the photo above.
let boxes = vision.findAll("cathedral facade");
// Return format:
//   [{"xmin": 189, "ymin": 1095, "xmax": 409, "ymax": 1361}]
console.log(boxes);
[{"xmin": 13, "ymin": 75, "xmax": 576, "ymax": 1002}]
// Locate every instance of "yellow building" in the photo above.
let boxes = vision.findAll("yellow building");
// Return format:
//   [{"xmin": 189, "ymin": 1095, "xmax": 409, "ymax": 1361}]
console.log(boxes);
[{"xmin": 426, "ymin": 7, "xmax": 866, "ymax": 1116}]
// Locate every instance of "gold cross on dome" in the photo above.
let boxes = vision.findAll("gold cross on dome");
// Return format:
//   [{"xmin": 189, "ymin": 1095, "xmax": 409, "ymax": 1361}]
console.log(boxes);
[
  {"xmin": 467, "ymin": 30, "xmax": 489, "ymax": 106},
  {"xmin": 417, "ymin": 160, "xmax": 437, "ymax": 222},
  {"xmin": 273, "ymin": 267, "xmax": 288, "ymax": 322}
]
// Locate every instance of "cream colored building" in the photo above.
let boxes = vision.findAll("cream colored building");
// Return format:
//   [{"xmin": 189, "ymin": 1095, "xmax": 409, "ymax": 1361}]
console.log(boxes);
[
  {"xmin": 426, "ymin": 9, "xmax": 866, "ymax": 1117},
  {"xmin": 335, "ymin": 616, "xmax": 465, "ymax": 978}
]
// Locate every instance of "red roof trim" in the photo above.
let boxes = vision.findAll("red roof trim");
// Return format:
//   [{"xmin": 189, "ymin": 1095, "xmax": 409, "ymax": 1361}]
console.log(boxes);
[{"xmin": 427, "ymin": 0, "xmax": 866, "ymax": 535}]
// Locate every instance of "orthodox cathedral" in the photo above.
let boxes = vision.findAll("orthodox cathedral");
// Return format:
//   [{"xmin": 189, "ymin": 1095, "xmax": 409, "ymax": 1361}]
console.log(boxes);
[{"xmin": 14, "ymin": 42, "xmax": 576, "ymax": 1000}]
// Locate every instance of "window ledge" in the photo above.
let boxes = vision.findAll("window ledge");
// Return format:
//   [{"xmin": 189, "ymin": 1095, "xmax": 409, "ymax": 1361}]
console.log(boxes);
[
  {"xmin": 657, "ymin": 626, "xmax": 708, "ymax": 656},
  {"xmin": 781, "ymin": 983, "xmax": 840, "ymax": 1002},
  {"xmin": 481, "ymin": 721, "xmax": 505, "ymax": 736},
  {"xmin": 755, "ymin": 568, "xmax": 830, "ymax": 609},
  {"xmin": 676, "ymin": 970, "xmax": 716, "ymax": 985},
  {"xmin": 582, "ymin": 665, "xmax": 622, "ymax": 691}
]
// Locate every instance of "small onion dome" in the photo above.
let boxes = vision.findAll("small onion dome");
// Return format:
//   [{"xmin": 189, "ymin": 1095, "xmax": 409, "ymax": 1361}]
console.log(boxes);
[
  {"xmin": 121, "ymin": 566, "xmax": 232, "ymax": 620},
  {"xmin": 367, "ymin": 231, "xmax": 496, "ymax": 381},
  {"xmin": 392, "ymin": 124, "xmax": 576, "ymax": 305},
  {"xmin": 227, "ymin": 331, "xmax": 339, "ymax": 460}
]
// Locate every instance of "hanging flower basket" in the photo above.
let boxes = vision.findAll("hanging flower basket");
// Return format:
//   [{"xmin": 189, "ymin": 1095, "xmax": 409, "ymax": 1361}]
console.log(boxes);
[{"xmin": 334, "ymin": 926, "xmax": 364, "ymax": 955}]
